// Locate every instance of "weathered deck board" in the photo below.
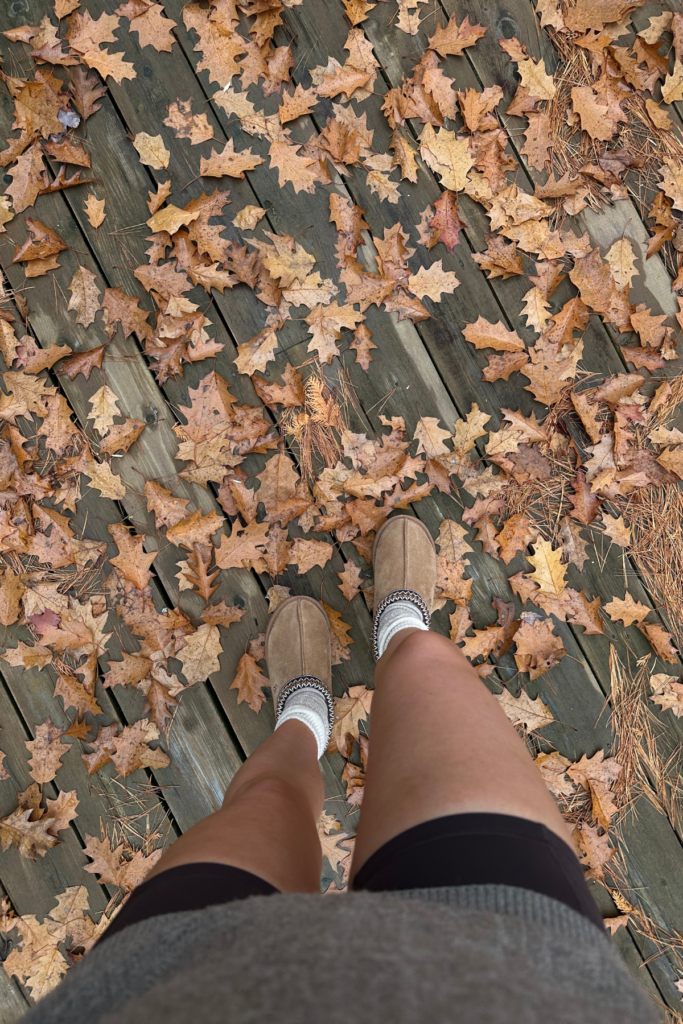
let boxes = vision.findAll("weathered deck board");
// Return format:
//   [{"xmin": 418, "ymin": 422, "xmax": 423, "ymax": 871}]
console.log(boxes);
[{"xmin": 0, "ymin": 0, "xmax": 681, "ymax": 1013}]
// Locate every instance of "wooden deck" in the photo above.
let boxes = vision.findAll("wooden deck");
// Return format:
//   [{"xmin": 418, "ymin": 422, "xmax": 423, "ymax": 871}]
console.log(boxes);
[{"xmin": 1, "ymin": 0, "xmax": 683, "ymax": 1017}]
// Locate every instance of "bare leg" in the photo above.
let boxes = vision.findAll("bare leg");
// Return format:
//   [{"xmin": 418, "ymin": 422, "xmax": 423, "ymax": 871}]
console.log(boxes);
[
  {"xmin": 146, "ymin": 720, "xmax": 324, "ymax": 893},
  {"xmin": 351, "ymin": 628, "xmax": 571, "ymax": 880}
]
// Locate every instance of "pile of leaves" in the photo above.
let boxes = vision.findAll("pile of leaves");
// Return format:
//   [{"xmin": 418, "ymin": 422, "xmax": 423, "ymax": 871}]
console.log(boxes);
[{"xmin": 1, "ymin": 0, "xmax": 683, "ymax": 1003}]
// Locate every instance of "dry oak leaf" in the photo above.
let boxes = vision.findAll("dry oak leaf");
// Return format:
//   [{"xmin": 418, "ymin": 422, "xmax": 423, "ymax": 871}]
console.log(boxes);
[
  {"xmin": 304, "ymin": 303, "xmax": 364, "ymax": 364},
  {"xmin": 99, "ymin": 419, "xmax": 145, "ymax": 456},
  {"xmin": 0, "ymin": 572, "xmax": 25, "ymax": 627},
  {"xmin": 514, "ymin": 618, "xmax": 566, "ymax": 681},
  {"xmin": 419, "ymin": 125, "xmax": 473, "ymax": 192},
  {"xmin": 525, "ymin": 540, "xmax": 567, "ymax": 598},
  {"xmin": 230, "ymin": 652, "xmax": 266, "ymax": 713},
  {"xmin": 163, "ymin": 97, "xmax": 213, "ymax": 145},
  {"xmin": 0, "ymin": 807, "xmax": 58, "ymax": 861},
  {"xmin": 414, "ymin": 416, "xmax": 451, "ymax": 459},
  {"xmin": 101, "ymin": 286, "xmax": 152, "ymax": 341},
  {"xmin": 26, "ymin": 719, "xmax": 66, "ymax": 784},
  {"xmin": 279, "ymin": 84, "xmax": 319, "ymax": 124},
  {"xmin": 132, "ymin": 132, "xmax": 170, "ymax": 170},
  {"xmin": 329, "ymin": 685, "xmax": 373, "ymax": 757},
  {"xmin": 426, "ymin": 191, "xmax": 466, "ymax": 253},
  {"xmin": 437, "ymin": 519, "xmax": 473, "ymax": 562},
  {"xmin": 600, "ymin": 513, "xmax": 631, "ymax": 548},
  {"xmin": 317, "ymin": 63, "xmax": 372, "ymax": 100},
  {"xmin": 111, "ymin": 719, "xmax": 170, "ymax": 777},
  {"xmin": 462, "ymin": 316, "xmax": 525, "ymax": 352},
  {"xmin": 650, "ymin": 674, "xmax": 683, "ymax": 718},
  {"xmin": 166, "ymin": 509, "xmax": 223, "ymax": 551},
  {"xmin": 84, "ymin": 194, "xmax": 105, "ymax": 228},
  {"xmin": 177, "ymin": 622, "xmax": 222, "ymax": 686},
  {"xmin": 324, "ymin": 602, "xmax": 353, "ymax": 666},
  {"xmin": 603, "ymin": 594, "xmax": 650, "ymax": 627},
  {"xmin": 573, "ymin": 823, "xmax": 613, "ymax": 882},
  {"xmin": 200, "ymin": 140, "xmax": 264, "ymax": 178},
  {"xmin": 103, "ymin": 651, "xmax": 152, "ymax": 690},
  {"xmin": 427, "ymin": 14, "xmax": 486, "ymax": 56},
  {"xmin": 108, "ymin": 523, "xmax": 157, "ymax": 590},
  {"xmin": 268, "ymin": 139, "xmax": 321, "ymax": 195},
  {"xmin": 318, "ymin": 812, "xmax": 353, "ymax": 878},
  {"xmin": 349, "ymin": 323, "xmax": 377, "ymax": 371},
  {"xmin": 201, "ymin": 601, "xmax": 245, "ymax": 629},
  {"xmin": 535, "ymin": 751, "xmax": 575, "ymax": 799},
  {"xmin": 87, "ymin": 385, "xmax": 120, "ymax": 435},
  {"xmin": 233, "ymin": 205, "xmax": 266, "ymax": 230},
  {"xmin": 638, "ymin": 623, "xmax": 678, "ymax": 664},
  {"xmin": 57, "ymin": 343, "xmax": 106, "ymax": 381},
  {"xmin": 234, "ymin": 325, "xmax": 280, "ymax": 376},
  {"xmin": 495, "ymin": 687, "xmax": 554, "ymax": 731},
  {"xmin": 338, "ymin": 563, "xmax": 363, "ymax": 602},
  {"xmin": 44, "ymin": 790, "xmax": 79, "ymax": 836},
  {"xmin": 146, "ymin": 204, "xmax": 199, "ymax": 235},
  {"xmin": 656, "ymin": 447, "xmax": 683, "ymax": 480},
  {"xmin": 144, "ymin": 481, "xmax": 190, "ymax": 530},
  {"xmin": 7, "ymin": 144, "xmax": 46, "ymax": 214},
  {"xmin": 2, "ymin": 642, "xmax": 52, "ymax": 671},
  {"xmin": 67, "ymin": 265, "xmax": 101, "ymax": 329},
  {"xmin": 215, "ymin": 521, "xmax": 269, "ymax": 570},
  {"xmin": 288, "ymin": 538, "xmax": 334, "ymax": 574},
  {"xmin": 605, "ymin": 238, "xmax": 637, "ymax": 292},
  {"xmin": 518, "ymin": 58, "xmax": 555, "ymax": 101},
  {"xmin": 407, "ymin": 261, "xmax": 459, "ymax": 301},
  {"xmin": 83, "ymin": 833, "xmax": 162, "ymax": 889},
  {"xmin": 496, "ymin": 513, "xmax": 535, "ymax": 564}
]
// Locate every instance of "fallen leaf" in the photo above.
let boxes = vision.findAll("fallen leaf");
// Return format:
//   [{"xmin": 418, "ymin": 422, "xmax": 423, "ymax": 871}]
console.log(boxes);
[
  {"xmin": 230, "ymin": 653, "xmax": 266, "ymax": 713},
  {"xmin": 84, "ymin": 194, "xmax": 105, "ymax": 228},
  {"xmin": 132, "ymin": 132, "xmax": 170, "ymax": 169}
]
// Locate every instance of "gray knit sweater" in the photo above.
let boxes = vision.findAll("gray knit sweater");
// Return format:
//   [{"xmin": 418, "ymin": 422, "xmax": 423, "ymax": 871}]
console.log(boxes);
[{"xmin": 24, "ymin": 886, "xmax": 657, "ymax": 1024}]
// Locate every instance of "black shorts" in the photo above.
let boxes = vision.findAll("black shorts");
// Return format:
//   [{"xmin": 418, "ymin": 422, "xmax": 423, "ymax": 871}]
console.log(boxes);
[{"xmin": 99, "ymin": 812, "xmax": 603, "ymax": 944}]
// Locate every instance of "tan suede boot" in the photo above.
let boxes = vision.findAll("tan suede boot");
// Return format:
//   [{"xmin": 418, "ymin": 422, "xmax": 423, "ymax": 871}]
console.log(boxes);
[
  {"xmin": 265, "ymin": 595, "xmax": 334, "ymax": 729},
  {"xmin": 371, "ymin": 515, "xmax": 436, "ymax": 660}
]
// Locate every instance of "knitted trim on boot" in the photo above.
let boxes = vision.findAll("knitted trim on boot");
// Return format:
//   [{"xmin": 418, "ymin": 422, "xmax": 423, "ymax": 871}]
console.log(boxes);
[
  {"xmin": 372, "ymin": 589, "xmax": 430, "ymax": 661},
  {"xmin": 275, "ymin": 676, "xmax": 335, "ymax": 732}
]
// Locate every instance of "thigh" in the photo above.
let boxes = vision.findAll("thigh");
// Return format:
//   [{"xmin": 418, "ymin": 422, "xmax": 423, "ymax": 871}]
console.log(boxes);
[
  {"xmin": 351, "ymin": 812, "xmax": 603, "ymax": 929},
  {"xmin": 98, "ymin": 863, "xmax": 279, "ymax": 945}
]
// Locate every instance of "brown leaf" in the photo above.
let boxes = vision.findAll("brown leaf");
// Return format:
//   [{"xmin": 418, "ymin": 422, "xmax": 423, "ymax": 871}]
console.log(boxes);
[
  {"xmin": 253, "ymin": 364, "xmax": 305, "ymax": 408},
  {"xmin": 288, "ymin": 538, "xmax": 334, "ymax": 574},
  {"xmin": 514, "ymin": 618, "xmax": 566, "ymax": 680},
  {"xmin": 603, "ymin": 593, "xmax": 650, "ymax": 626},
  {"xmin": 200, "ymin": 140, "xmax": 264, "ymax": 178},
  {"xmin": 26, "ymin": 719, "xmax": 65, "ymax": 784},
  {"xmin": 67, "ymin": 265, "xmax": 101, "ymax": 328},
  {"xmin": 177, "ymin": 623, "xmax": 223, "ymax": 685},
  {"xmin": 83, "ymin": 833, "xmax": 162, "ymax": 888},
  {"xmin": 349, "ymin": 323, "xmax": 376, "ymax": 371},
  {"xmin": 428, "ymin": 14, "xmax": 486, "ymax": 56},
  {"xmin": 57, "ymin": 343, "xmax": 106, "ymax": 381},
  {"xmin": 462, "ymin": 316, "xmax": 525, "ymax": 352},
  {"xmin": 230, "ymin": 652, "xmax": 266, "ymax": 713},
  {"xmin": 215, "ymin": 521, "xmax": 269, "ymax": 570},
  {"xmin": 200, "ymin": 601, "xmax": 245, "ymax": 629},
  {"xmin": 329, "ymin": 685, "xmax": 372, "ymax": 757},
  {"xmin": 44, "ymin": 790, "xmax": 79, "ymax": 836},
  {"xmin": 108, "ymin": 523, "xmax": 157, "ymax": 590},
  {"xmin": 638, "ymin": 622, "xmax": 678, "ymax": 663},
  {"xmin": 143, "ymin": 481, "xmax": 190, "ymax": 530},
  {"xmin": 84, "ymin": 194, "xmax": 105, "ymax": 228},
  {"xmin": 166, "ymin": 509, "xmax": 223, "ymax": 550},
  {"xmin": 98, "ymin": 418, "xmax": 145, "ymax": 455}
]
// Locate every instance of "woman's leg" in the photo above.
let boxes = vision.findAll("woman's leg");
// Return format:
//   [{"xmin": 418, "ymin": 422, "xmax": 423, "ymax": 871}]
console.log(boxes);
[
  {"xmin": 145, "ymin": 595, "xmax": 334, "ymax": 893},
  {"xmin": 145, "ymin": 719, "xmax": 324, "ymax": 892},
  {"xmin": 351, "ymin": 517, "xmax": 571, "ymax": 881}
]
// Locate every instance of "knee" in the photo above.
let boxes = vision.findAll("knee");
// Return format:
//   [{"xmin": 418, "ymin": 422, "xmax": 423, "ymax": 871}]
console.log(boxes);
[
  {"xmin": 226, "ymin": 764, "xmax": 323, "ymax": 811},
  {"xmin": 380, "ymin": 627, "xmax": 453, "ymax": 667}
]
